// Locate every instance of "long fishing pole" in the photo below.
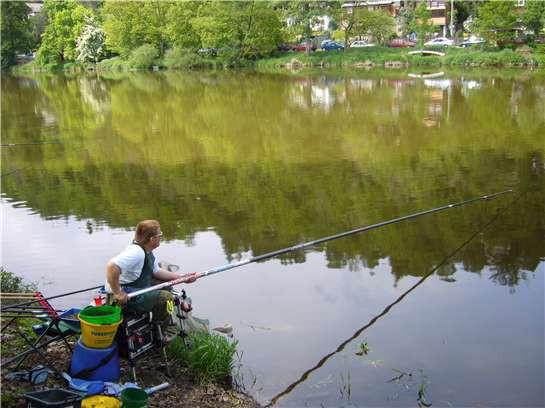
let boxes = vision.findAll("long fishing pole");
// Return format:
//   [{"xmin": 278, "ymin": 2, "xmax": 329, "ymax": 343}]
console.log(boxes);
[
  {"xmin": 0, "ymin": 285, "xmax": 103, "ymax": 312},
  {"xmin": 128, "ymin": 189, "xmax": 512, "ymax": 300}
]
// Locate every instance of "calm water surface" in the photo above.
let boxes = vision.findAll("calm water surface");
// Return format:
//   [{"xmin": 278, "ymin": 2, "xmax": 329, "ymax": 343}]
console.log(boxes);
[{"xmin": 1, "ymin": 69, "xmax": 544, "ymax": 407}]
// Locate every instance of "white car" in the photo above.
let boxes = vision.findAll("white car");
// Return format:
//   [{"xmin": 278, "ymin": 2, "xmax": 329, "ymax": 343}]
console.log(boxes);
[
  {"xmin": 424, "ymin": 37, "xmax": 454, "ymax": 47},
  {"xmin": 458, "ymin": 37, "xmax": 485, "ymax": 48},
  {"xmin": 350, "ymin": 40, "xmax": 375, "ymax": 48}
]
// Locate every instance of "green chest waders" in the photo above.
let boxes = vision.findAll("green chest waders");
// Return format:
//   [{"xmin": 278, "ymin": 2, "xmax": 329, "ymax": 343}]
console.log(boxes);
[{"xmin": 124, "ymin": 246, "xmax": 161, "ymax": 314}]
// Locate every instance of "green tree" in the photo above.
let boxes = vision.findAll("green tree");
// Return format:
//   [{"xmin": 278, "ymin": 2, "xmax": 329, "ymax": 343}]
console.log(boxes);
[
  {"xmin": 76, "ymin": 17, "xmax": 105, "ymax": 63},
  {"xmin": 399, "ymin": 2, "xmax": 416, "ymax": 37},
  {"xmin": 1, "ymin": 2, "xmax": 33, "ymax": 69},
  {"xmin": 36, "ymin": 0, "xmax": 92, "ymax": 64},
  {"xmin": 102, "ymin": 0, "xmax": 171, "ymax": 57},
  {"xmin": 355, "ymin": 9, "xmax": 395, "ymax": 45},
  {"xmin": 278, "ymin": 1, "xmax": 334, "ymax": 53},
  {"xmin": 414, "ymin": 1, "xmax": 434, "ymax": 46},
  {"xmin": 165, "ymin": 1, "xmax": 200, "ymax": 49},
  {"xmin": 332, "ymin": 3, "xmax": 361, "ymax": 48},
  {"xmin": 192, "ymin": 1, "xmax": 283, "ymax": 60},
  {"xmin": 521, "ymin": 0, "xmax": 545, "ymax": 38},
  {"xmin": 472, "ymin": 1, "xmax": 517, "ymax": 46}
]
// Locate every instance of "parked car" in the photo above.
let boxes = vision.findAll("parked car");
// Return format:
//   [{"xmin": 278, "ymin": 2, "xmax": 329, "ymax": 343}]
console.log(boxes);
[
  {"xmin": 458, "ymin": 37, "xmax": 485, "ymax": 48},
  {"xmin": 321, "ymin": 41, "xmax": 345, "ymax": 51},
  {"xmin": 292, "ymin": 41, "xmax": 317, "ymax": 52},
  {"xmin": 350, "ymin": 40, "xmax": 375, "ymax": 48},
  {"xmin": 388, "ymin": 38, "xmax": 416, "ymax": 48},
  {"xmin": 277, "ymin": 44, "xmax": 293, "ymax": 52},
  {"xmin": 424, "ymin": 37, "xmax": 454, "ymax": 47}
]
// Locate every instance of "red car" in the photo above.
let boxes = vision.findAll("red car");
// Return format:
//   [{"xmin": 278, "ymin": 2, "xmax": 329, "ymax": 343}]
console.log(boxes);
[
  {"xmin": 292, "ymin": 41, "xmax": 317, "ymax": 52},
  {"xmin": 388, "ymin": 38, "xmax": 416, "ymax": 48}
]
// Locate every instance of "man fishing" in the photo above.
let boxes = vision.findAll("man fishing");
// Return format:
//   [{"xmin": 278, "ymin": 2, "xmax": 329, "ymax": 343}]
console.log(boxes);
[{"xmin": 105, "ymin": 219, "xmax": 197, "ymax": 322}]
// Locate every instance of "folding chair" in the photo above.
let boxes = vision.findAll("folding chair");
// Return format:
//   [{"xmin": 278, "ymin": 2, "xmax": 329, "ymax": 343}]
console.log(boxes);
[{"xmin": 1, "ymin": 291, "xmax": 79, "ymax": 375}]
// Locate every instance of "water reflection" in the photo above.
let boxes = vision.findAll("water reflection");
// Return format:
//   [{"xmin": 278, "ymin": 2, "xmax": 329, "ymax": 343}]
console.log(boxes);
[{"xmin": 1, "ymin": 70, "xmax": 543, "ymax": 286}]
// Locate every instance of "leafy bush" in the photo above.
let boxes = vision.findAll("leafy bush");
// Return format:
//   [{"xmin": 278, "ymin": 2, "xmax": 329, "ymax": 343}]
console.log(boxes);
[
  {"xmin": 164, "ymin": 48, "xmax": 205, "ymax": 69},
  {"xmin": 1, "ymin": 267, "xmax": 36, "ymax": 293},
  {"xmin": 97, "ymin": 56, "xmax": 131, "ymax": 71},
  {"xmin": 128, "ymin": 44, "xmax": 158, "ymax": 69},
  {"xmin": 167, "ymin": 331, "xmax": 239, "ymax": 385}
]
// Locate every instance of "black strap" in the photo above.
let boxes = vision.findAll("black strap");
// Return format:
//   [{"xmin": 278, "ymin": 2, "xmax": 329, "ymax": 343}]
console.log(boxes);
[{"xmin": 71, "ymin": 346, "xmax": 117, "ymax": 380}]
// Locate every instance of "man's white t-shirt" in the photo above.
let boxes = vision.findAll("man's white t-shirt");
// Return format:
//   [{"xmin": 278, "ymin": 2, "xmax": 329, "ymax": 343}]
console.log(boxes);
[{"xmin": 105, "ymin": 244, "xmax": 160, "ymax": 292}]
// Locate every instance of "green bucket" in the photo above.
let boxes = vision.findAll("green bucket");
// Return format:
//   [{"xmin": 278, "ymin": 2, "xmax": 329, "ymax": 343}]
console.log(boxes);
[
  {"xmin": 120, "ymin": 388, "xmax": 148, "ymax": 407},
  {"xmin": 79, "ymin": 305, "xmax": 122, "ymax": 325}
]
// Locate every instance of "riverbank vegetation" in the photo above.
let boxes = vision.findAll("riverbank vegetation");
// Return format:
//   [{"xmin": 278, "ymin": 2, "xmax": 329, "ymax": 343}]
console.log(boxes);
[
  {"xmin": 3, "ymin": 1, "xmax": 545, "ymax": 72},
  {"xmin": 0, "ymin": 269, "xmax": 256, "ymax": 407}
]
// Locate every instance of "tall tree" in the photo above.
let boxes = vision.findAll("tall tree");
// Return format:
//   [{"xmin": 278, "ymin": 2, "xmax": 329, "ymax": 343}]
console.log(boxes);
[
  {"xmin": 414, "ymin": 1, "xmax": 434, "ymax": 46},
  {"xmin": 165, "ymin": 1, "xmax": 200, "ymax": 49},
  {"xmin": 1, "ymin": 2, "xmax": 33, "ymax": 69},
  {"xmin": 102, "ymin": 0, "xmax": 172, "ymax": 57},
  {"xmin": 472, "ymin": 1, "xmax": 517, "ymax": 46},
  {"xmin": 76, "ymin": 17, "xmax": 105, "ymax": 63},
  {"xmin": 36, "ymin": 0, "xmax": 92, "ymax": 64},
  {"xmin": 521, "ymin": 0, "xmax": 545, "ymax": 38},
  {"xmin": 192, "ymin": 1, "xmax": 283, "ymax": 60},
  {"xmin": 278, "ymin": 1, "xmax": 334, "ymax": 53},
  {"xmin": 355, "ymin": 9, "xmax": 395, "ymax": 45},
  {"xmin": 398, "ymin": 1, "xmax": 417, "ymax": 37},
  {"xmin": 332, "ymin": 3, "xmax": 362, "ymax": 48}
]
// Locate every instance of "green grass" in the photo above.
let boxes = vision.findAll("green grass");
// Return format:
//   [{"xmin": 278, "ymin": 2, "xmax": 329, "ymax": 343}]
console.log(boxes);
[
  {"xmin": 167, "ymin": 331, "xmax": 239, "ymax": 385},
  {"xmin": 0, "ymin": 269, "xmax": 39, "ymax": 356},
  {"xmin": 256, "ymin": 46, "xmax": 545, "ymax": 69},
  {"xmin": 10, "ymin": 45, "xmax": 545, "ymax": 73}
]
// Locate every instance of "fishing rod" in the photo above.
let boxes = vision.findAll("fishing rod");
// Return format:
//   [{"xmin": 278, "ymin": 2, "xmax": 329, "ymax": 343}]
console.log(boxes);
[
  {"xmin": 0, "ymin": 285, "xmax": 103, "ymax": 313},
  {"xmin": 128, "ymin": 189, "xmax": 512, "ymax": 300}
]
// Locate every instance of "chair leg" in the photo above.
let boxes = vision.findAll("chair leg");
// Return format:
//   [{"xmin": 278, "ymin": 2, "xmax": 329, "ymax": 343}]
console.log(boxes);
[{"xmin": 131, "ymin": 362, "xmax": 137, "ymax": 383}]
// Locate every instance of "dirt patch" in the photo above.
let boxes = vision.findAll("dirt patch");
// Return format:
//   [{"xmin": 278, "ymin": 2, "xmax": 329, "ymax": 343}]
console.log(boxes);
[{"xmin": 1, "ymin": 336, "xmax": 261, "ymax": 408}]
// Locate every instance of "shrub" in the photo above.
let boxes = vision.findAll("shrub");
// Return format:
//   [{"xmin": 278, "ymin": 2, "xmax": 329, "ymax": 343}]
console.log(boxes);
[
  {"xmin": 167, "ymin": 331, "xmax": 239, "ymax": 385},
  {"xmin": 164, "ymin": 48, "xmax": 205, "ymax": 69},
  {"xmin": 129, "ymin": 44, "xmax": 158, "ymax": 69},
  {"xmin": 1, "ymin": 267, "xmax": 36, "ymax": 294},
  {"xmin": 97, "ymin": 56, "xmax": 130, "ymax": 71}
]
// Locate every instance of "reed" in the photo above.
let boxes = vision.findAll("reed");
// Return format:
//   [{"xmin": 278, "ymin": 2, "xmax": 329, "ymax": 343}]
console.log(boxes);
[{"xmin": 167, "ymin": 331, "xmax": 239, "ymax": 385}]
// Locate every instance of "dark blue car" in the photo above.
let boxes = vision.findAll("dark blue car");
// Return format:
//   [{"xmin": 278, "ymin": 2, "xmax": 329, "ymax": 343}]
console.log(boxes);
[{"xmin": 321, "ymin": 41, "xmax": 344, "ymax": 51}]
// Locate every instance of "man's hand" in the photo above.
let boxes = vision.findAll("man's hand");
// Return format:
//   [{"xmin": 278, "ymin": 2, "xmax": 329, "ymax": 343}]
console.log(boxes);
[
  {"xmin": 114, "ymin": 290, "xmax": 129, "ymax": 306},
  {"xmin": 177, "ymin": 272, "xmax": 198, "ymax": 284}
]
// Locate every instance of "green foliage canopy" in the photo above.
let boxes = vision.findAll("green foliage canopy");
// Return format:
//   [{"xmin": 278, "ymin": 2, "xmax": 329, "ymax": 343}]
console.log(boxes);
[
  {"xmin": 521, "ymin": 0, "xmax": 545, "ymax": 38},
  {"xmin": 36, "ymin": 0, "xmax": 93, "ymax": 64},
  {"xmin": 414, "ymin": 1, "xmax": 434, "ymax": 46},
  {"xmin": 192, "ymin": 1, "xmax": 283, "ymax": 59},
  {"xmin": 472, "ymin": 1, "xmax": 517, "ymax": 46},
  {"xmin": 1, "ymin": 2, "xmax": 33, "ymax": 69},
  {"xmin": 102, "ymin": 1, "xmax": 171, "ymax": 57},
  {"xmin": 355, "ymin": 10, "xmax": 395, "ymax": 45}
]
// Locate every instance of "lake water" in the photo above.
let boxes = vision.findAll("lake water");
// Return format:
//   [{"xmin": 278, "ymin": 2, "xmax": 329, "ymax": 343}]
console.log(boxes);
[{"xmin": 1, "ymin": 69, "xmax": 544, "ymax": 407}]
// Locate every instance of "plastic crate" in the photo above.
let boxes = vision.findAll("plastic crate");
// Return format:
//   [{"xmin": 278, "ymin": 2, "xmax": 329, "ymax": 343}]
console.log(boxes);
[{"xmin": 24, "ymin": 389, "xmax": 84, "ymax": 407}]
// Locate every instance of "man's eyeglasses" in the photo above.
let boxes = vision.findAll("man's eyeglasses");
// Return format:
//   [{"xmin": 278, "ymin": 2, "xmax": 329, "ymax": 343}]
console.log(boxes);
[{"xmin": 153, "ymin": 233, "xmax": 163, "ymax": 239}]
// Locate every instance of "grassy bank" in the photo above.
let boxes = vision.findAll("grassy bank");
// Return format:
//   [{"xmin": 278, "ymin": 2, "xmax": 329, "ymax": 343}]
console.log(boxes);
[
  {"xmin": 256, "ymin": 47, "xmax": 545, "ymax": 69},
  {"xmin": 11, "ymin": 46, "xmax": 545, "ymax": 74}
]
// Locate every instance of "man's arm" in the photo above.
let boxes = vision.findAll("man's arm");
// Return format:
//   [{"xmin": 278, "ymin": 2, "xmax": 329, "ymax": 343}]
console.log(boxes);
[
  {"xmin": 153, "ymin": 267, "xmax": 198, "ymax": 284},
  {"xmin": 106, "ymin": 261, "xmax": 129, "ymax": 305}
]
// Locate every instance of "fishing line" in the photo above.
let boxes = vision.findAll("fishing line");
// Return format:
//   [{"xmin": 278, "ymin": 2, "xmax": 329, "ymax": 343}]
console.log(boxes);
[
  {"xmin": 1, "ymin": 141, "xmax": 64, "ymax": 147},
  {"xmin": 267, "ymin": 190, "xmax": 525, "ymax": 406}
]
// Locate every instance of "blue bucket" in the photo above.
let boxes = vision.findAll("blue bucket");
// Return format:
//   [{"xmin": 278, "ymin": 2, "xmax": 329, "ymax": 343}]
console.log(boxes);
[{"xmin": 69, "ymin": 338, "xmax": 120, "ymax": 382}]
